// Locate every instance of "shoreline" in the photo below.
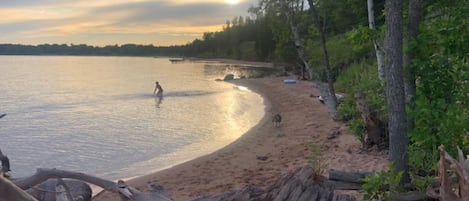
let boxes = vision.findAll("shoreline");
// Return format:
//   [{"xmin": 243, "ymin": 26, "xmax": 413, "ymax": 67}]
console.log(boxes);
[{"xmin": 93, "ymin": 75, "xmax": 388, "ymax": 201}]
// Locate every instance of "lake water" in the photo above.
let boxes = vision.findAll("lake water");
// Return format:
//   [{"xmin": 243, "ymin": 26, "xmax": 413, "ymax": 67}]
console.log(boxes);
[{"xmin": 0, "ymin": 56, "xmax": 276, "ymax": 180}]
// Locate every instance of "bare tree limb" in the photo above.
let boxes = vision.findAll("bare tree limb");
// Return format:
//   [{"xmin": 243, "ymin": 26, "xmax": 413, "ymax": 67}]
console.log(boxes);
[
  {"xmin": 11, "ymin": 168, "xmax": 173, "ymax": 201},
  {"xmin": 0, "ymin": 174, "xmax": 39, "ymax": 201},
  {"xmin": 12, "ymin": 168, "xmax": 116, "ymax": 191}
]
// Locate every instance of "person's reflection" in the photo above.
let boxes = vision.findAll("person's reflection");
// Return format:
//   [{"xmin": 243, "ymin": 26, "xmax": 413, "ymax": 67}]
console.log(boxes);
[{"xmin": 155, "ymin": 96, "xmax": 163, "ymax": 108}]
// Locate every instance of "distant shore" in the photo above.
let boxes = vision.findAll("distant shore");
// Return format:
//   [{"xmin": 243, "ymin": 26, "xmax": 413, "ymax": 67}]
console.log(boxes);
[
  {"xmin": 184, "ymin": 57, "xmax": 275, "ymax": 68},
  {"xmin": 93, "ymin": 70, "xmax": 388, "ymax": 201}
]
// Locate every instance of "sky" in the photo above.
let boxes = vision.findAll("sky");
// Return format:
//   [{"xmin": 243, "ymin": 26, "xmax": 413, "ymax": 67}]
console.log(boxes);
[{"xmin": 0, "ymin": 0, "xmax": 258, "ymax": 46}]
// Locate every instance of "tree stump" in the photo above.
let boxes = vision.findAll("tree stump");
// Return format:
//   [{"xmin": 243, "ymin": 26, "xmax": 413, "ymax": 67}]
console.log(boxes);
[{"xmin": 354, "ymin": 92, "xmax": 387, "ymax": 149}]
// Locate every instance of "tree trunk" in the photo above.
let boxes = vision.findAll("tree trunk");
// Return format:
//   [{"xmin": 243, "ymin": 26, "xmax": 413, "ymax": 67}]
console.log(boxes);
[
  {"xmin": 367, "ymin": 0, "xmax": 386, "ymax": 85},
  {"xmin": 385, "ymin": 0, "xmax": 410, "ymax": 184},
  {"xmin": 403, "ymin": 0, "xmax": 422, "ymax": 130},
  {"xmin": 0, "ymin": 174, "xmax": 39, "ymax": 201},
  {"xmin": 307, "ymin": 0, "xmax": 339, "ymax": 119},
  {"xmin": 279, "ymin": 0, "xmax": 338, "ymax": 119},
  {"xmin": 354, "ymin": 92, "xmax": 387, "ymax": 148}
]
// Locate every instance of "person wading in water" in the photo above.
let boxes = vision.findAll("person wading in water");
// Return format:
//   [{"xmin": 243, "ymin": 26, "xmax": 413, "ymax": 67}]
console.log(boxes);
[{"xmin": 153, "ymin": 81, "xmax": 164, "ymax": 97}]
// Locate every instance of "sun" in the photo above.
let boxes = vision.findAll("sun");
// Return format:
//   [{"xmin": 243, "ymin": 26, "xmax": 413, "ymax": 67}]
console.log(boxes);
[{"xmin": 225, "ymin": 0, "xmax": 240, "ymax": 5}]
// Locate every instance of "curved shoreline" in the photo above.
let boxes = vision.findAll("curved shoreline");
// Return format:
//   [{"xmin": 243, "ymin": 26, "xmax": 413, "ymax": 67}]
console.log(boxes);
[{"xmin": 93, "ymin": 76, "xmax": 388, "ymax": 201}]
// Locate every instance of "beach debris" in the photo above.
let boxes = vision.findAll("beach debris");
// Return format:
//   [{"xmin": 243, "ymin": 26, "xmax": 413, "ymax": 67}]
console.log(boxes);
[
  {"xmin": 0, "ymin": 113, "xmax": 6, "ymax": 119},
  {"xmin": 191, "ymin": 165, "xmax": 357, "ymax": 201},
  {"xmin": 327, "ymin": 130, "xmax": 341, "ymax": 140},
  {"xmin": 223, "ymin": 74, "xmax": 234, "ymax": 81},
  {"xmin": 317, "ymin": 93, "xmax": 345, "ymax": 104},
  {"xmin": 256, "ymin": 155, "xmax": 269, "ymax": 161},
  {"xmin": 0, "ymin": 150, "xmax": 174, "ymax": 201},
  {"xmin": 190, "ymin": 184, "xmax": 264, "ymax": 201},
  {"xmin": 55, "ymin": 178, "xmax": 74, "ymax": 201},
  {"xmin": 26, "ymin": 179, "xmax": 92, "ymax": 201},
  {"xmin": 426, "ymin": 145, "xmax": 469, "ymax": 201}
]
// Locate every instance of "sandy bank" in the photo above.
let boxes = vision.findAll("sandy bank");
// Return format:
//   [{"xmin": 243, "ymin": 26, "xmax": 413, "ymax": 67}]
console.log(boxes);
[{"xmin": 93, "ymin": 76, "xmax": 388, "ymax": 201}]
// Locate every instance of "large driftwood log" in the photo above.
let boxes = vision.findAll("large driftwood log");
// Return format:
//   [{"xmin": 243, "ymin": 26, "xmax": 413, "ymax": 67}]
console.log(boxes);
[
  {"xmin": 0, "ymin": 174, "xmax": 39, "ymax": 201},
  {"xmin": 327, "ymin": 169, "xmax": 373, "ymax": 190},
  {"xmin": 10, "ymin": 168, "xmax": 173, "ymax": 201},
  {"xmin": 25, "ymin": 179, "xmax": 92, "ymax": 201},
  {"xmin": 55, "ymin": 179, "xmax": 75, "ymax": 201},
  {"xmin": 328, "ymin": 169, "xmax": 373, "ymax": 184},
  {"xmin": 0, "ymin": 165, "xmax": 171, "ymax": 201},
  {"xmin": 191, "ymin": 165, "xmax": 356, "ymax": 201}
]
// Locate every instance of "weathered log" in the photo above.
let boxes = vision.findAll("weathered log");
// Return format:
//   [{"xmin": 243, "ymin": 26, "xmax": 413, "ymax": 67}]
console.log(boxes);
[
  {"xmin": 262, "ymin": 165, "xmax": 356, "ymax": 201},
  {"xmin": 55, "ymin": 179, "xmax": 74, "ymax": 201},
  {"xmin": 328, "ymin": 169, "xmax": 373, "ymax": 184},
  {"xmin": 427, "ymin": 145, "xmax": 469, "ymax": 201},
  {"xmin": 13, "ymin": 168, "xmax": 115, "ymax": 191},
  {"xmin": 190, "ymin": 185, "xmax": 265, "ymax": 201},
  {"xmin": 0, "ymin": 113, "xmax": 6, "ymax": 119},
  {"xmin": 0, "ymin": 174, "xmax": 39, "ymax": 201},
  {"xmin": 327, "ymin": 180, "xmax": 361, "ymax": 190},
  {"xmin": 11, "ymin": 168, "xmax": 173, "ymax": 201},
  {"xmin": 190, "ymin": 165, "xmax": 356, "ymax": 201},
  {"xmin": 393, "ymin": 191, "xmax": 426, "ymax": 201},
  {"xmin": 25, "ymin": 179, "xmax": 91, "ymax": 201}
]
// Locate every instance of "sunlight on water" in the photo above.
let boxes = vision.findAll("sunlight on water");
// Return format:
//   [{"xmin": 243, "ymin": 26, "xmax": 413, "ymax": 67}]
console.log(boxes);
[{"xmin": 0, "ymin": 56, "xmax": 272, "ymax": 180}]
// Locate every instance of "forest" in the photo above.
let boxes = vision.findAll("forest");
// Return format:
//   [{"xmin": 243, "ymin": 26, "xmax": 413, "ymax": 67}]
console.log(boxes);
[{"xmin": 1, "ymin": 0, "xmax": 468, "ymax": 200}]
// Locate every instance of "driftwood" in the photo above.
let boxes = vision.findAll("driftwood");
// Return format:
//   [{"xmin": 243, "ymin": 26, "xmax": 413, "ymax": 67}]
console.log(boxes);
[
  {"xmin": 25, "ymin": 178, "xmax": 91, "ymax": 201},
  {"xmin": 0, "ymin": 149, "xmax": 173, "ymax": 201},
  {"xmin": 327, "ymin": 169, "xmax": 372, "ymax": 190},
  {"xmin": 12, "ymin": 169, "xmax": 173, "ymax": 201},
  {"xmin": 426, "ymin": 145, "xmax": 469, "ymax": 201},
  {"xmin": 192, "ymin": 165, "xmax": 356, "ymax": 201},
  {"xmin": 54, "ymin": 179, "xmax": 75, "ymax": 201},
  {"xmin": 0, "ymin": 174, "xmax": 39, "ymax": 201}
]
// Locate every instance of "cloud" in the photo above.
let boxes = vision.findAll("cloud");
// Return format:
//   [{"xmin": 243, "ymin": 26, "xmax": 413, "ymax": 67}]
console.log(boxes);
[{"xmin": 0, "ymin": 0, "xmax": 258, "ymax": 46}]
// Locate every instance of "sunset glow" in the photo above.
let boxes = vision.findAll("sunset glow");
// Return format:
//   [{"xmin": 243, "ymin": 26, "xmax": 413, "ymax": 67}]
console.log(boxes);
[
  {"xmin": 225, "ymin": 0, "xmax": 241, "ymax": 5},
  {"xmin": 0, "ymin": 0, "xmax": 255, "ymax": 46}
]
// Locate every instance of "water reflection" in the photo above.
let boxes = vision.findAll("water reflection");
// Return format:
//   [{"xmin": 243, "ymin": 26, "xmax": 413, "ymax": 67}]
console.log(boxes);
[
  {"xmin": 155, "ymin": 96, "xmax": 163, "ymax": 108},
  {"xmin": 203, "ymin": 63, "xmax": 279, "ymax": 79}
]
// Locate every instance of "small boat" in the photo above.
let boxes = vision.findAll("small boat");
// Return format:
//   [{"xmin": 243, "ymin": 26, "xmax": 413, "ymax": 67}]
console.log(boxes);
[{"xmin": 169, "ymin": 58, "xmax": 185, "ymax": 63}]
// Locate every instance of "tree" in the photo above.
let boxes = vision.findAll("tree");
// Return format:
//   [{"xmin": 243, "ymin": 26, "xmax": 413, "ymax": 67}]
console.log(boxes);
[
  {"xmin": 384, "ymin": 0, "xmax": 410, "ymax": 184},
  {"xmin": 403, "ymin": 0, "xmax": 422, "ymax": 132},
  {"xmin": 306, "ymin": 0, "xmax": 339, "ymax": 118},
  {"xmin": 275, "ymin": 0, "xmax": 339, "ymax": 119},
  {"xmin": 367, "ymin": 0, "xmax": 385, "ymax": 84}
]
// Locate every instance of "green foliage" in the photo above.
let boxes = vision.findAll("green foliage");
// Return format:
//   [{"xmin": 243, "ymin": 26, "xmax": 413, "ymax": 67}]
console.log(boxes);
[
  {"xmin": 408, "ymin": 0, "xmax": 469, "ymax": 173},
  {"xmin": 335, "ymin": 60, "xmax": 386, "ymax": 114},
  {"xmin": 361, "ymin": 166, "xmax": 403, "ymax": 201},
  {"xmin": 346, "ymin": 118, "xmax": 366, "ymax": 146},
  {"xmin": 337, "ymin": 97, "xmax": 359, "ymax": 121},
  {"xmin": 306, "ymin": 34, "xmax": 373, "ymax": 82},
  {"xmin": 334, "ymin": 60, "xmax": 387, "ymax": 147}
]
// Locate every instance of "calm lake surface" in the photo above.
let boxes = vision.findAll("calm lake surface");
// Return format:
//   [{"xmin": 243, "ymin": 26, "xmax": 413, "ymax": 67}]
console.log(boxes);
[{"xmin": 0, "ymin": 56, "xmax": 275, "ymax": 180}]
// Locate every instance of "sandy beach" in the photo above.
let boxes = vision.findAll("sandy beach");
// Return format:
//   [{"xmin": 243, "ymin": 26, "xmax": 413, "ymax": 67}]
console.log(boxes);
[{"xmin": 93, "ymin": 75, "xmax": 389, "ymax": 201}]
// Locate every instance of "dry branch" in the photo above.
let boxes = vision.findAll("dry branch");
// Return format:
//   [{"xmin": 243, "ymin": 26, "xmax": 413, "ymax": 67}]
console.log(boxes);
[
  {"xmin": 0, "ymin": 174, "xmax": 39, "ymax": 201},
  {"xmin": 426, "ymin": 145, "xmax": 469, "ymax": 201}
]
